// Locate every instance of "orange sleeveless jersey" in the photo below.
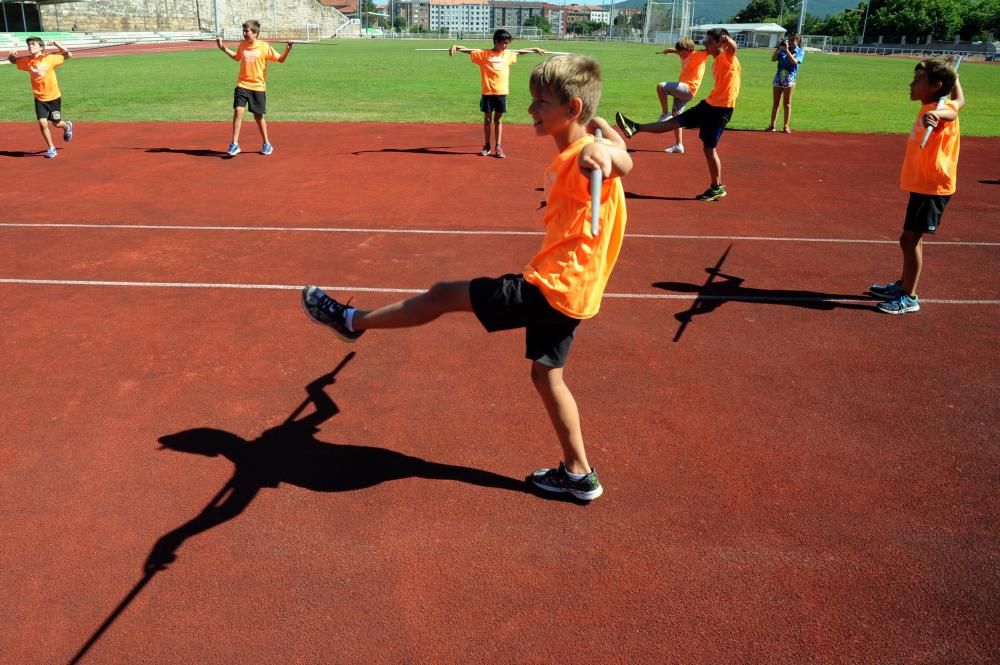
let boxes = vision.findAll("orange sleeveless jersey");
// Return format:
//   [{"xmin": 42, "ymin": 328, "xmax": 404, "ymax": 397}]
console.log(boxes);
[
  {"xmin": 706, "ymin": 49, "xmax": 741, "ymax": 108},
  {"xmin": 523, "ymin": 135, "xmax": 628, "ymax": 319},
  {"xmin": 16, "ymin": 54, "xmax": 65, "ymax": 102},
  {"xmin": 900, "ymin": 100, "xmax": 961, "ymax": 196},
  {"xmin": 235, "ymin": 41, "xmax": 280, "ymax": 92}
]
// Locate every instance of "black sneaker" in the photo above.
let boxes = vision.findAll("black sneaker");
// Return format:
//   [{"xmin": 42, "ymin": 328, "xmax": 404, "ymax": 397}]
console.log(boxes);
[
  {"xmin": 301, "ymin": 286, "xmax": 364, "ymax": 342},
  {"xmin": 615, "ymin": 112, "xmax": 638, "ymax": 139},
  {"xmin": 696, "ymin": 184, "xmax": 727, "ymax": 201},
  {"xmin": 530, "ymin": 462, "xmax": 603, "ymax": 501}
]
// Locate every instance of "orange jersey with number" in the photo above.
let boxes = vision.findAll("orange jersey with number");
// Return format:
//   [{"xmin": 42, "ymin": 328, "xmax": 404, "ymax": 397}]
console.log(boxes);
[
  {"xmin": 678, "ymin": 51, "xmax": 709, "ymax": 96},
  {"xmin": 524, "ymin": 135, "xmax": 628, "ymax": 320},
  {"xmin": 234, "ymin": 40, "xmax": 280, "ymax": 92},
  {"xmin": 900, "ymin": 100, "xmax": 961, "ymax": 196},
  {"xmin": 16, "ymin": 53, "xmax": 65, "ymax": 102},
  {"xmin": 706, "ymin": 48, "xmax": 741, "ymax": 108},
  {"xmin": 469, "ymin": 49, "xmax": 517, "ymax": 95}
]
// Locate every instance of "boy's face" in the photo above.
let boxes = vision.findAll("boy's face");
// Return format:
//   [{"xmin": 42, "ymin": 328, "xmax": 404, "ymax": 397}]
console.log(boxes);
[
  {"xmin": 493, "ymin": 38, "xmax": 510, "ymax": 52},
  {"xmin": 703, "ymin": 36, "xmax": 721, "ymax": 55},
  {"xmin": 528, "ymin": 87, "xmax": 575, "ymax": 137},
  {"xmin": 243, "ymin": 26, "xmax": 258, "ymax": 41},
  {"xmin": 27, "ymin": 41, "xmax": 44, "ymax": 55},
  {"xmin": 909, "ymin": 70, "xmax": 942, "ymax": 102}
]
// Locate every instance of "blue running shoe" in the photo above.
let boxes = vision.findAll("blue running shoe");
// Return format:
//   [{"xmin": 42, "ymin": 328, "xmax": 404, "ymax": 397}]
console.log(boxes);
[
  {"xmin": 869, "ymin": 280, "xmax": 904, "ymax": 299},
  {"xmin": 530, "ymin": 462, "xmax": 603, "ymax": 501},
  {"xmin": 226, "ymin": 143, "xmax": 241, "ymax": 157},
  {"xmin": 63, "ymin": 120, "xmax": 74, "ymax": 142},
  {"xmin": 45, "ymin": 147, "xmax": 57, "ymax": 159},
  {"xmin": 877, "ymin": 294, "xmax": 920, "ymax": 315},
  {"xmin": 261, "ymin": 143, "xmax": 273, "ymax": 155},
  {"xmin": 301, "ymin": 286, "xmax": 365, "ymax": 342}
]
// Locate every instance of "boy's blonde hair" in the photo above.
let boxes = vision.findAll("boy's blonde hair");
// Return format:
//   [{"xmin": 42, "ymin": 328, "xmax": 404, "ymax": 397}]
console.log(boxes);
[
  {"xmin": 916, "ymin": 58, "xmax": 957, "ymax": 97},
  {"xmin": 675, "ymin": 37, "xmax": 696, "ymax": 51},
  {"xmin": 529, "ymin": 55, "xmax": 602, "ymax": 125},
  {"xmin": 242, "ymin": 20, "xmax": 262, "ymax": 35}
]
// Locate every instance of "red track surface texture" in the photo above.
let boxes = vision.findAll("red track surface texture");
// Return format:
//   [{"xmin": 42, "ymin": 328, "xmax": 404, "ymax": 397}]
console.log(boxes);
[{"xmin": 1, "ymin": 122, "xmax": 998, "ymax": 664}]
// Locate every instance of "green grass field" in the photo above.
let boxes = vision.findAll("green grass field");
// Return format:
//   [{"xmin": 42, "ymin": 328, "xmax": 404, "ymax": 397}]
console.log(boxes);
[{"xmin": 2, "ymin": 39, "xmax": 998, "ymax": 135}]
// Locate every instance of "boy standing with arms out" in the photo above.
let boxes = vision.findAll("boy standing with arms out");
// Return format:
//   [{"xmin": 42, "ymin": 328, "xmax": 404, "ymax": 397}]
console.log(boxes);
[
  {"xmin": 870, "ymin": 59, "xmax": 964, "ymax": 315},
  {"xmin": 6, "ymin": 38, "xmax": 74, "ymax": 159},
  {"xmin": 655, "ymin": 37, "xmax": 709, "ymax": 154},
  {"xmin": 449, "ymin": 29, "xmax": 545, "ymax": 159},
  {"xmin": 302, "ymin": 55, "xmax": 632, "ymax": 501},
  {"xmin": 616, "ymin": 28, "xmax": 741, "ymax": 201},
  {"xmin": 216, "ymin": 20, "xmax": 293, "ymax": 157}
]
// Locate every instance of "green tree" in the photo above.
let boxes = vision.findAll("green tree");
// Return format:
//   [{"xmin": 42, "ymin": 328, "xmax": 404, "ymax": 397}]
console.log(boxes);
[
  {"xmin": 869, "ymin": 0, "xmax": 964, "ymax": 39},
  {"xmin": 731, "ymin": 0, "xmax": 779, "ymax": 22},
  {"xmin": 523, "ymin": 15, "xmax": 552, "ymax": 35},
  {"xmin": 817, "ymin": 7, "xmax": 863, "ymax": 38},
  {"xmin": 963, "ymin": 0, "xmax": 1000, "ymax": 39}
]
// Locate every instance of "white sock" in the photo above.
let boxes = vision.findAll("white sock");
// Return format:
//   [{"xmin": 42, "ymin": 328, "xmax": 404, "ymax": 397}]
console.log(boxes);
[
  {"xmin": 344, "ymin": 308, "xmax": 356, "ymax": 332},
  {"xmin": 565, "ymin": 467, "xmax": 588, "ymax": 480}
]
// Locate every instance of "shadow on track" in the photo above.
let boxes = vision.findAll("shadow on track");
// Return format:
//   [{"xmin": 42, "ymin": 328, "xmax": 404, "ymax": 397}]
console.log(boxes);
[
  {"xmin": 68, "ymin": 351, "xmax": 525, "ymax": 664},
  {"xmin": 0, "ymin": 149, "xmax": 46, "ymax": 157},
  {"xmin": 352, "ymin": 145, "xmax": 476, "ymax": 157},
  {"xmin": 143, "ymin": 147, "xmax": 230, "ymax": 158}
]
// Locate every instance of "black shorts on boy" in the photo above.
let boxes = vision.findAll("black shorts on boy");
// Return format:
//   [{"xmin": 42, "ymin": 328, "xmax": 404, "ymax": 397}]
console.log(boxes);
[
  {"xmin": 479, "ymin": 95, "xmax": 508, "ymax": 114},
  {"xmin": 234, "ymin": 87, "xmax": 267, "ymax": 115},
  {"xmin": 903, "ymin": 193, "xmax": 950, "ymax": 234},
  {"xmin": 675, "ymin": 100, "xmax": 734, "ymax": 148},
  {"xmin": 470, "ymin": 274, "xmax": 580, "ymax": 368},
  {"xmin": 34, "ymin": 97, "xmax": 62, "ymax": 121}
]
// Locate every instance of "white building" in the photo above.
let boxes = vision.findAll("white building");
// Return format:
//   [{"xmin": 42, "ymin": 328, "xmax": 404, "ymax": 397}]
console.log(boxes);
[{"xmin": 429, "ymin": 0, "xmax": 491, "ymax": 32}]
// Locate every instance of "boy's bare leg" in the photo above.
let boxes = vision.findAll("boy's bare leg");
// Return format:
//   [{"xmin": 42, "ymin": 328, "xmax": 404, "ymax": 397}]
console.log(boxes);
[
  {"xmin": 352, "ymin": 280, "xmax": 473, "ymax": 330},
  {"xmin": 899, "ymin": 230, "xmax": 924, "ymax": 296},
  {"xmin": 231, "ymin": 107, "xmax": 245, "ymax": 144},
  {"xmin": 657, "ymin": 85, "xmax": 670, "ymax": 114},
  {"xmin": 530, "ymin": 362, "xmax": 591, "ymax": 475},
  {"xmin": 494, "ymin": 112, "xmax": 503, "ymax": 148},
  {"xmin": 482, "ymin": 113, "xmax": 492, "ymax": 148},
  {"xmin": 768, "ymin": 87, "xmax": 781, "ymax": 130},
  {"xmin": 37, "ymin": 119, "xmax": 55, "ymax": 149},
  {"xmin": 254, "ymin": 114, "xmax": 270, "ymax": 144},
  {"xmin": 782, "ymin": 87, "xmax": 794, "ymax": 131},
  {"xmin": 633, "ymin": 117, "xmax": 681, "ymax": 134},
  {"xmin": 704, "ymin": 145, "xmax": 722, "ymax": 187}
]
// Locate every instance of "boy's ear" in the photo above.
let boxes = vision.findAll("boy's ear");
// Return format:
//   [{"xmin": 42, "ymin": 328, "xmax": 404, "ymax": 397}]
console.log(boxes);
[{"xmin": 567, "ymin": 96, "xmax": 584, "ymax": 121}]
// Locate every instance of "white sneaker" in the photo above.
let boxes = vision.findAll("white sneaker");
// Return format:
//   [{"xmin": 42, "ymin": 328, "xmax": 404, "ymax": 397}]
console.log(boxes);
[
  {"xmin": 658, "ymin": 113, "xmax": 672, "ymax": 123},
  {"xmin": 664, "ymin": 144, "xmax": 685, "ymax": 154}
]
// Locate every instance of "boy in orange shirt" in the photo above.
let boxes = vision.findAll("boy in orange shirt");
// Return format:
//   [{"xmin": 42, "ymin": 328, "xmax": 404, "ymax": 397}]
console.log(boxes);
[
  {"xmin": 449, "ymin": 29, "xmax": 545, "ymax": 159},
  {"xmin": 301, "ymin": 55, "xmax": 632, "ymax": 501},
  {"xmin": 870, "ymin": 59, "xmax": 964, "ymax": 315},
  {"xmin": 6, "ymin": 37, "xmax": 75, "ymax": 159},
  {"xmin": 616, "ymin": 28, "xmax": 741, "ymax": 201},
  {"xmin": 655, "ymin": 37, "xmax": 710, "ymax": 154},
  {"xmin": 216, "ymin": 20, "xmax": 293, "ymax": 157}
]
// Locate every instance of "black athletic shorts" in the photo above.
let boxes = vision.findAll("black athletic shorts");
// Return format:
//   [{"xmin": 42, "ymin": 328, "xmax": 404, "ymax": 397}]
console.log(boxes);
[
  {"xmin": 234, "ymin": 87, "xmax": 267, "ymax": 115},
  {"xmin": 903, "ymin": 192, "xmax": 950, "ymax": 235},
  {"xmin": 675, "ymin": 100, "xmax": 734, "ymax": 149},
  {"xmin": 479, "ymin": 95, "xmax": 508, "ymax": 114},
  {"xmin": 469, "ymin": 274, "xmax": 581, "ymax": 368},
  {"xmin": 34, "ymin": 97, "xmax": 62, "ymax": 121}
]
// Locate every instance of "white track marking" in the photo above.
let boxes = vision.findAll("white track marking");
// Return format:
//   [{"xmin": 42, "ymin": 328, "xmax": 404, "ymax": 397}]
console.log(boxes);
[
  {"xmin": 1, "ymin": 278, "xmax": 998, "ymax": 305},
  {"xmin": 0, "ymin": 222, "xmax": 997, "ymax": 246}
]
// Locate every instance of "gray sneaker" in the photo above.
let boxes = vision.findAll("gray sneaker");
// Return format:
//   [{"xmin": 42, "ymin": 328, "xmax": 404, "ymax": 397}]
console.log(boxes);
[
  {"xmin": 877, "ymin": 293, "xmax": 920, "ymax": 315},
  {"xmin": 869, "ymin": 280, "xmax": 904, "ymax": 299},
  {"xmin": 530, "ymin": 462, "xmax": 603, "ymax": 501},
  {"xmin": 301, "ymin": 286, "xmax": 364, "ymax": 342}
]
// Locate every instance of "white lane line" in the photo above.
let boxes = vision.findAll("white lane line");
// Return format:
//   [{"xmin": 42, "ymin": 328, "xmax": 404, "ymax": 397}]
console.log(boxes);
[
  {"xmin": 2, "ymin": 278, "xmax": 998, "ymax": 305},
  {"xmin": 1, "ymin": 222, "xmax": 997, "ymax": 246}
]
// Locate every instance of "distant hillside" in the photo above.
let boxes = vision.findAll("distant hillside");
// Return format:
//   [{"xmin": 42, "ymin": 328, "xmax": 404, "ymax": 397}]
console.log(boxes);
[{"xmin": 613, "ymin": 0, "xmax": 860, "ymax": 22}]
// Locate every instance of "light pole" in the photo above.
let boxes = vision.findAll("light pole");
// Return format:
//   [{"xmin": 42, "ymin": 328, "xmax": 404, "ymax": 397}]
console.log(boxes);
[{"xmin": 860, "ymin": 1, "xmax": 870, "ymax": 45}]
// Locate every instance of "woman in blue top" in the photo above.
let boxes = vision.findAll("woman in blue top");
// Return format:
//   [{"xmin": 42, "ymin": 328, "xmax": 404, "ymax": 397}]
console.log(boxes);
[{"xmin": 767, "ymin": 34, "xmax": 805, "ymax": 133}]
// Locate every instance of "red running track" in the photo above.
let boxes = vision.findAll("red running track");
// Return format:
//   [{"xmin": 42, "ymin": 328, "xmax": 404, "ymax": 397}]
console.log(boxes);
[{"xmin": 0, "ymin": 122, "xmax": 998, "ymax": 664}]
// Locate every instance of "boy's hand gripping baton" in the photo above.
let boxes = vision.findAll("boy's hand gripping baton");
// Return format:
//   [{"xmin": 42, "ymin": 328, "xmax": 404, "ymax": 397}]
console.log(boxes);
[
  {"xmin": 590, "ymin": 128, "xmax": 603, "ymax": 236},
  {"xmin": 920, "ymin": 56, "xmax": 962, "ymax": 150}
]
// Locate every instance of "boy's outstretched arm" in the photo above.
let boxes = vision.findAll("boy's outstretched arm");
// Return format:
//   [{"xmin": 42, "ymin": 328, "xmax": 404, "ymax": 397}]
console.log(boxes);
[
  {"xmin": 216, "ymin": 37, "xmax": 237, "ymax": 58},
  {"xmin": 449, "ymin": 45, "xmax": 473, "ymax": 56},
  {"xmin": 660, "ymin": 47, "xmax": 678, "ymax": 55},
  {"xmin": 5, "ymin": 50, "xmax": 15, "ymax": 63},
  {"xmin": 513, "ymin": 47, "xmax": 545, "ymax": 55},
  {"xmin": 51, "ymin": 40, "xmax": 72, "ymax": 58},
  {"xmin": 278, "ymin": 42, "xmax": 293, "ymax": 62}
]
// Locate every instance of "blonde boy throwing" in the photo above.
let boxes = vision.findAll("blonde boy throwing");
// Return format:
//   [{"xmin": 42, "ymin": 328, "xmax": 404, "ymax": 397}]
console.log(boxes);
[{"xmin": 6, "ymin": 37, "xmax": 74, "ymax": 159}]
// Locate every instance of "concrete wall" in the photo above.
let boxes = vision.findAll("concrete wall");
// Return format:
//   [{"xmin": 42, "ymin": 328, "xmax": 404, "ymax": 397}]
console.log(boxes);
[{"xmin": 39, "ymin": 0, "xmax": 348, "ymax": 36}]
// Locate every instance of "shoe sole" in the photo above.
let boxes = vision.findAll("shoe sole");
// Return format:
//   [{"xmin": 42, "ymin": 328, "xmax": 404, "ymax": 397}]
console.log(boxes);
[
  {"xmin": 698, "ymin": 192, "xmax": 726, "ymax": 201},
  {"xmin": 615, "ymin": 113, "xmax": 635, "ymax": 139},
  {"xmin": 300, "ymin": 289, "xmax": 361, "ymax": 343},
  {"xmin": 877, "ymin": 304, "xmax": 920, "ymax": 315}
]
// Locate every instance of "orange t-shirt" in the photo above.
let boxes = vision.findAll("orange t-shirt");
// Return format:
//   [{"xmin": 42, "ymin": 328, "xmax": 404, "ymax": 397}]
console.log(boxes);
[
  {"xmin": 469, "ymin": 49, "xmax": 517, "ymax": 95},
  {"xmin": 900, "ymin": 100, "xmax": 961, "ymax": 196},
  {"xmin": 706, "ymin": 48, "xmax": 741, "ymax": 108},
  {"xmin": 678, "ymin": 51, "xmax": 709, "ymax": 96},
  {"xmin": 524, "ymin": 135, "xmax": 628, "ymax": 320},
  {"xmin": 234, "ymin": 40, "xmax": 280, "ymax": 92},
  {"xmin": 16, "ymin": 53, "xmax": 65, "ymax": 102}
]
